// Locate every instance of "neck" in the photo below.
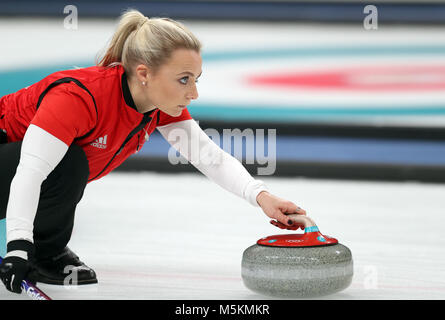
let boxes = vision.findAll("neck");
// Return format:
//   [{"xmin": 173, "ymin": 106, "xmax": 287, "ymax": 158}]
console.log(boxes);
[{"xmin": 126, "ymin": 75, "xmax": 157, "ymax": 114}]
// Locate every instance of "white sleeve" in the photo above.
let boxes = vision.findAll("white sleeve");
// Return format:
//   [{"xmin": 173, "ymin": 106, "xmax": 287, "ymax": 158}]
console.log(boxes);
[
  {"xmin": 6, "ymin": 124, "xmax": 69, "ymax": 243},
  {"xmin": 157, "ymin": 119, "xmax": 268, "ymax": 207}
]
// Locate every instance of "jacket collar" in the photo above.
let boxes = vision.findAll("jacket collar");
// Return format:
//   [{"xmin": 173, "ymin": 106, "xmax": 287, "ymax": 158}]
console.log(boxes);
[{"xmin": 121, "ymin": 72, "xmax": 157, "ymax": 117}]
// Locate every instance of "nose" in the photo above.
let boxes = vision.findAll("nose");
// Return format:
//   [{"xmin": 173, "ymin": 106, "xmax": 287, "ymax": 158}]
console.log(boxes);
[{"xmin": 187, "ymin": 83, "xmax": 199, "ymax": 100}]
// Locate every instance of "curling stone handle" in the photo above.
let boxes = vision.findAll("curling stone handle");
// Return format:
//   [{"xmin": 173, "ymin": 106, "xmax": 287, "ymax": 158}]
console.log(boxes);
[{"xmin": 287, "ymin": 214, "xmax": 319, "ymax": 233}]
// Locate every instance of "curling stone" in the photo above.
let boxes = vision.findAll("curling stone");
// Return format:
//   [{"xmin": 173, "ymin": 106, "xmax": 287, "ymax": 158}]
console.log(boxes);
[{"xmin": 241, "ymin": 215, "xmax": 353, "ymax": 298}]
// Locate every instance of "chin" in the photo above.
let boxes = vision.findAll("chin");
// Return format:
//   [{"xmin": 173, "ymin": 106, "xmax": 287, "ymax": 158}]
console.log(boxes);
[
  {"xmin": 162, "ymin": 106, "xmax": 184, "ymax": 117},
  {"xmin": 172, "ymin": 108, "xmax": 184, "ymax": 117}
]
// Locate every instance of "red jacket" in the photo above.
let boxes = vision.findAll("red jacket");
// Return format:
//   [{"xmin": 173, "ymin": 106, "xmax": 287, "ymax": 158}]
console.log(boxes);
[{"xmin": 0, "ymin": 65, "xmax": 192, "ymax": 182}]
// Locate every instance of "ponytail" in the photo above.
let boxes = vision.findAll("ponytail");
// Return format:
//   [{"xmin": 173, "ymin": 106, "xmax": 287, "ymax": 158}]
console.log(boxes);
[{"xmin": 97, "ymin": 9, "xmax": 201, "ymax": 74}]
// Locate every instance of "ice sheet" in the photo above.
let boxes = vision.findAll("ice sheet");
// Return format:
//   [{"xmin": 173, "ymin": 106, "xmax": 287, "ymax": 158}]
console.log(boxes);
[{"xmin": 1, "ymin": 172, "xmax": 443, "ymax": 300}]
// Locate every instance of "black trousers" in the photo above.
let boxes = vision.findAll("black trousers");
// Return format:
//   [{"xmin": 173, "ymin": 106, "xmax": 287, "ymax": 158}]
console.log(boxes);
[{"xmin": 0, "ymin": 135, "xmax": 89, "ymax": 260}]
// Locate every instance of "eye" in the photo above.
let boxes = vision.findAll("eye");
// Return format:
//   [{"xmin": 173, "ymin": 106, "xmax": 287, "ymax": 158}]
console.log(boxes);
[{"xmin": 179, "ymin": 76, "xmax": 199, "ymax": 85}]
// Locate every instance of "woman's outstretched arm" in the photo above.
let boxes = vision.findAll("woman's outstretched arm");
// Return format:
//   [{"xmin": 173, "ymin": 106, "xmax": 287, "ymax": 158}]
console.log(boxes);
[{"xmin": 157, "ymin": 119, "xmax": 306, "ymax": 227}]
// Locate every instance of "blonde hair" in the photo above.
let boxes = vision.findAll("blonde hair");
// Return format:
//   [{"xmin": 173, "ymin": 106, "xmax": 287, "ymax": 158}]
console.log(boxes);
[{"xmin": 97, "ymin": 9, "xmax": 201, "ymax": 74}]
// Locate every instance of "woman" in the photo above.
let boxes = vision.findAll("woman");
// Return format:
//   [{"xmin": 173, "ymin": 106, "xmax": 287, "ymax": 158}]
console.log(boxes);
[{"xmin": 0, "ymin": 10, "xmax": 306, "ymax": 294}]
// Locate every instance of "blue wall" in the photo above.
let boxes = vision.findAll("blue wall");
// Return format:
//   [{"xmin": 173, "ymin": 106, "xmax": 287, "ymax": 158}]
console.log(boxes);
[{"xmin": 0, "ymin": 1, "xmax": 445, "ymax": 23}]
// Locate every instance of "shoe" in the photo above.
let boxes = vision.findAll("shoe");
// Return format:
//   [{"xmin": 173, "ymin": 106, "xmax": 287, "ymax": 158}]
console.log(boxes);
[{"xmin": 28, "ymin": 247, "xmax": 97, "ymax": 285}]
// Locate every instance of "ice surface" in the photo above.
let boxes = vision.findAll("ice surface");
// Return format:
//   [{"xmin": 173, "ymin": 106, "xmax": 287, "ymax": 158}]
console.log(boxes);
[{"xmin": 1, "ymin": 172, "xmax": 443, "ymax": 300}]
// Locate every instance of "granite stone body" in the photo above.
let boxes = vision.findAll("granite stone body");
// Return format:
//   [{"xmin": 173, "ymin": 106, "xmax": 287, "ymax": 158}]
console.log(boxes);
[{"xmin": 241, "ymin": 243, "xmax": 353, "ymax": 298}]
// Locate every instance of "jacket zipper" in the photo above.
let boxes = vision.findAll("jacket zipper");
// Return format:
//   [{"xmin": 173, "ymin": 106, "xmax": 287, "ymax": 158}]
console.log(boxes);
[{"xmin": 88, "ymin": 113, "xmax": 152, "ymax": 182}]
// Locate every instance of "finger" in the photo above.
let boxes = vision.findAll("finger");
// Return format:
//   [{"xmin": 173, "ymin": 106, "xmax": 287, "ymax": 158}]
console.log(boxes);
[
  {"xmin": 271, "ymin": 209, "xmax": 302, "ymax": 228},
  {"xmin": 281, "ymin": 203, "xmax": 307, "ymax": 216},
  {"xmin": 295, "ymin": 206, "xmax": 307, "ymax": 215},
  {"xmin": 276, "ymin": 211, "xmax": 295, "ymax": 227},
  {"xmin": 11, "ymin": 274, "xmax": 22, "ymax": 294},
  {"xmin": 270, "ymin": 220, "xmax": 287, "ymax": 229},
  {"xmin": 270, "ymin": 220, "xmax": 301, "ymax": 230},
  {"xmin": 270, "ymin": 220, "xmax": 304, "ymax": 230},
  {"xmin": 276, "ymin": 219, "xmax": 305, "ymax": 230}
]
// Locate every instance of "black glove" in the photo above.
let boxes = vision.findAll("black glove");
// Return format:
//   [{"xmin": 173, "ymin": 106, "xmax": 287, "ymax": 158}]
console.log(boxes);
[{"xmin": 0, "ymin": 240, "xmax": 34, "ymax": 294}]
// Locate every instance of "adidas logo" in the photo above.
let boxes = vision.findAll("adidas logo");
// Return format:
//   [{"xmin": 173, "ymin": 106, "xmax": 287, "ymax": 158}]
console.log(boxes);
[{"xmin": 91, "ymin": 135, "xmax": 108, "ymax": 149}]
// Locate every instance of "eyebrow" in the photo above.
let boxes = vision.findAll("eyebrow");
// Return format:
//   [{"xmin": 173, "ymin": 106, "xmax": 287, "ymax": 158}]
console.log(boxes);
[{"xmin": 178, "ymin": 71, "xmax": 202, "ymax": 78}]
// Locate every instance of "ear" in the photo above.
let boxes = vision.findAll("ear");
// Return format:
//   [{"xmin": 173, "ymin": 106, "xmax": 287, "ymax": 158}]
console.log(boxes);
[{"xmin": 134, "ymin": 64, "xmax": 151, "ymax": 83}]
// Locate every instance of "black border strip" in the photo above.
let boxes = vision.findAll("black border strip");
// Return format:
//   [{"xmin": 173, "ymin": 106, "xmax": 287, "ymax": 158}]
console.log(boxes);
[
  {"xmin": 2, "ymin": 1, "xmax": 445, "ymax": 24},
  {"xmin": 196, "ymin": 120, "xmax": 445, "ymax": 140},
  {"xmin": 115, "ymin": 156, "xmax": 445, "ymax": 183}
]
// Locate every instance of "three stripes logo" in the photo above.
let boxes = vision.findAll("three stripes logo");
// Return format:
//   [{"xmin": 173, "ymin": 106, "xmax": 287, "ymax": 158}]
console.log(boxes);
[{"xmin": 90, "ymin": 135, "xmax": 108, "ymax": 149}]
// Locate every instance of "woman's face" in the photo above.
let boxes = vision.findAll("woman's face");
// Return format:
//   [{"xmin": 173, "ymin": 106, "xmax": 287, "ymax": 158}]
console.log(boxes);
[{"xmin": 141, "ymin": 48, "xmax": 202, "ymax": 117}]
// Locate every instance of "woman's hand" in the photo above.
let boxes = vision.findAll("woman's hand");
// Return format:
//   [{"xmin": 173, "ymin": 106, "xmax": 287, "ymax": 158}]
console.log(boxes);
[{"xmin": 256, "ymin": 191, "xmax": 307, "ymax": 230}]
